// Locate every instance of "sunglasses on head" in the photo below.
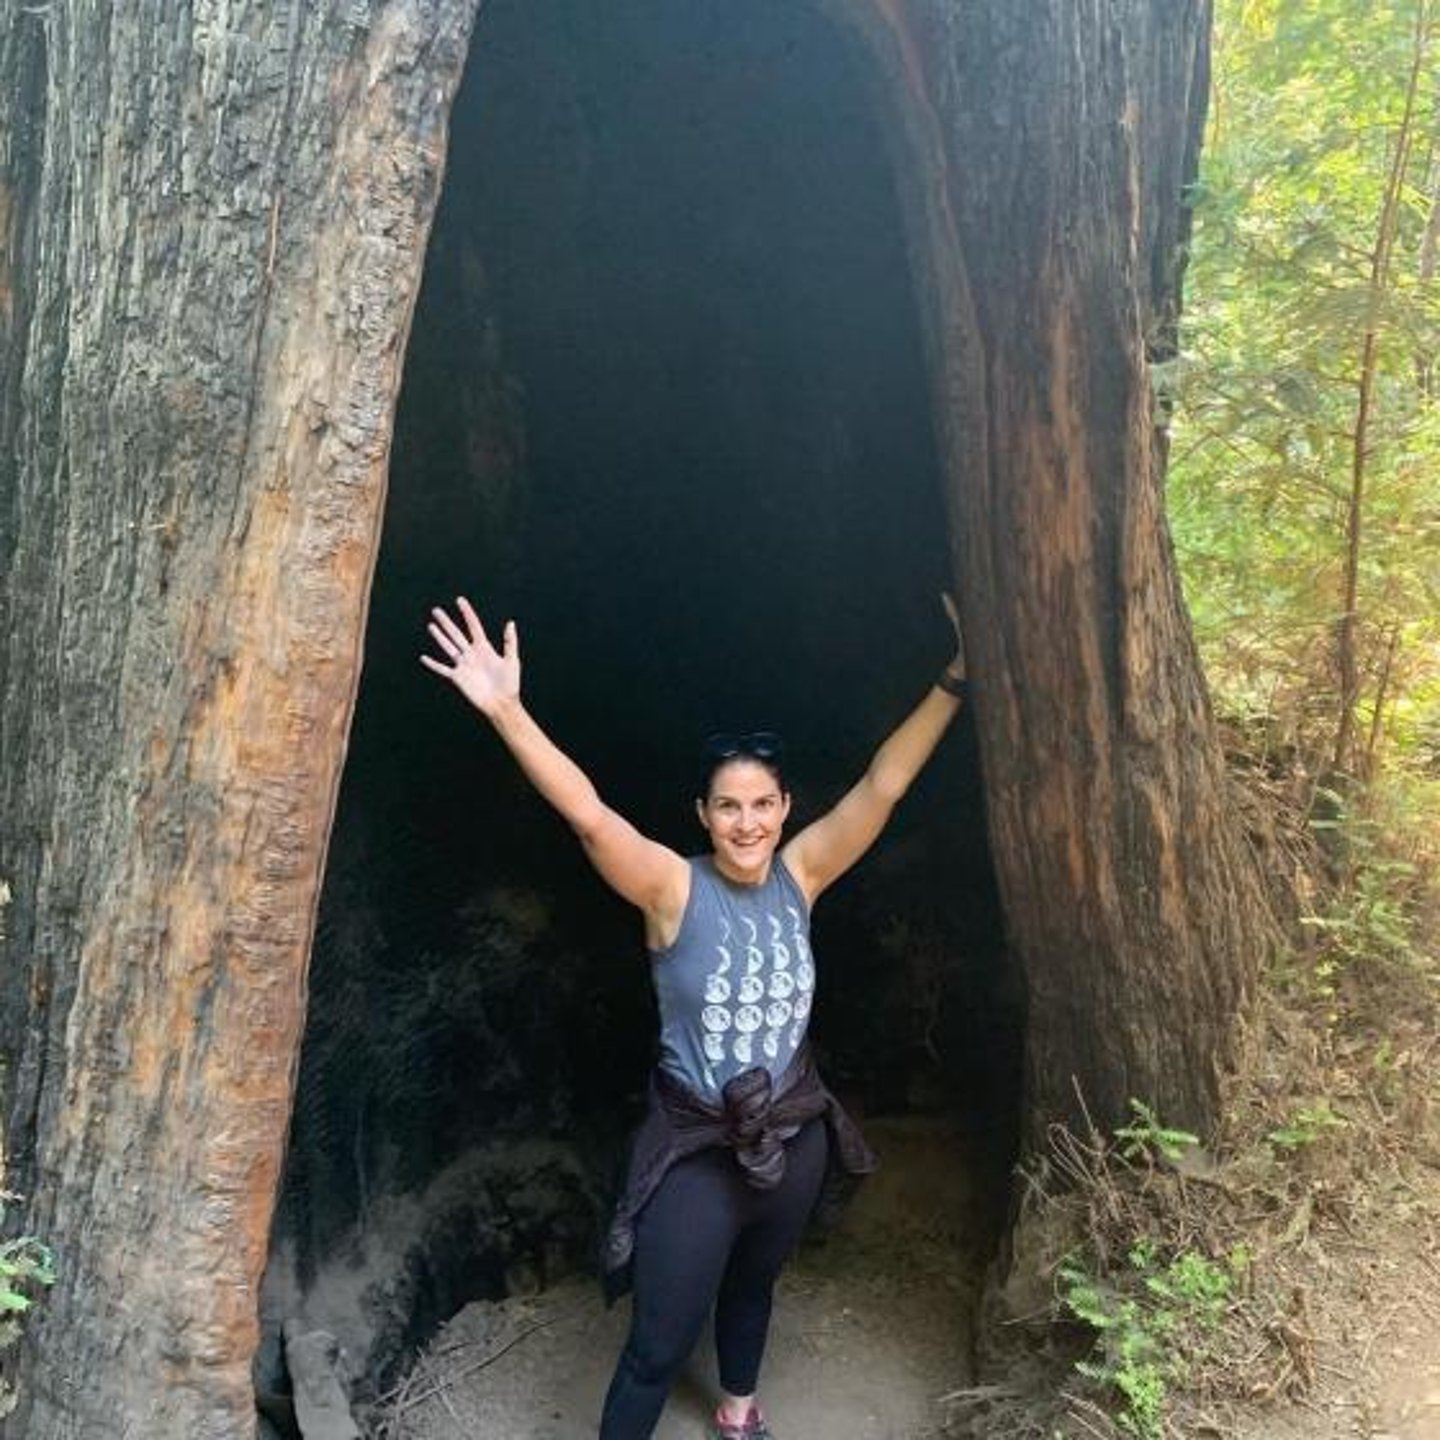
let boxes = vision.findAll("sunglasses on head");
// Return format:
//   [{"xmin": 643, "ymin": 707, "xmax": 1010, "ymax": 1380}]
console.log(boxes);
[{"xmin": 703, "ymin": 731, "xmax": 785, "ymax": 763}]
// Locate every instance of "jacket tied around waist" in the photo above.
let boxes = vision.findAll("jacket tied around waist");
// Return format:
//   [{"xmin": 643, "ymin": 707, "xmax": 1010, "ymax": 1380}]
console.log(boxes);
[{"xmin": 602, "ymin": 1044, "xmax": 877, "ymax": 1302}]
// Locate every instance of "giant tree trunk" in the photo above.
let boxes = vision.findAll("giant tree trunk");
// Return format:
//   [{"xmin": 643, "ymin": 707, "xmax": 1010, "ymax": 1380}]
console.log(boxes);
[
  {"xmin": 0, "ymin": 5, "xmax": 481, "ymax": 1433},
  {"xmin": 1, "ymin": 1, "xmax": 1268, "ymax": 1434},
  {"xmin": 921, "ymin": 0, "xmax": 1269, "ymax": 1133}
]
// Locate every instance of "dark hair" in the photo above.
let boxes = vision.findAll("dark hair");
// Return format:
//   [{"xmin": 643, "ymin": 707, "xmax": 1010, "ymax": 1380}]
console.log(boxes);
[{"xmin": 695, "ymin": 732, "xmax": 788, "ymax": 801}]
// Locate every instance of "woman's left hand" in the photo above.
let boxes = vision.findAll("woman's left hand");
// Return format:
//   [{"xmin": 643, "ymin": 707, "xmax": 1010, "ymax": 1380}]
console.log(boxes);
[{"xmin": 941, "ymin": 591, "xmax": 966, "ymax": 680}]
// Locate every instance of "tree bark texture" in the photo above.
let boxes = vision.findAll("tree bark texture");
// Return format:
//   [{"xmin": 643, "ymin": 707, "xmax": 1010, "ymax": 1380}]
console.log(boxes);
[
  {"xmin": 827, "ymin": 0, "xmax": 1269, "ymax": 1137},
  {"xmin": 0, "ymin": 2, "xmax": 479, "ymax": 1434},
  {"xmin": 0, "ymin": 1, "xmax": 1269, "ymax": 1433}
]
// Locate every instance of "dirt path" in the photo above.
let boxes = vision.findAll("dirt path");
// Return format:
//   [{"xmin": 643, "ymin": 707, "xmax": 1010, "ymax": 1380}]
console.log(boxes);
[
  {"xmin": 370, "ymin": 1110, "xmax": 1440, "ymax": 1440},
  {"xmin": 1229, "ymin": 1289, "xmax": 1440, "ymax": 1440},
  {"xmin": 1229, "ymin": 1185, "xmax": 1440, "ymax": 1440},
  {"xmin": 377, "ymin": 1115, "xmax": 990, "ymax": 1439}
]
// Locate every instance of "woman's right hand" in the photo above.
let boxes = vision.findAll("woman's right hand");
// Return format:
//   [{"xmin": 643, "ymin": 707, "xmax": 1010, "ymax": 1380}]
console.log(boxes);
[
  {"xmin": 421, "ymin": 596, "xmax": 520, "ymax": 719},
  {"xmin": 421, "ymin": 595, "xmax": 688, "ymax": 929}
]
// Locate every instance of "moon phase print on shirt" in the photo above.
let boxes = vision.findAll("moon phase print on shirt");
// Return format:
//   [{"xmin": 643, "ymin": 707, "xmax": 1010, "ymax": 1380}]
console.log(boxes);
[
  {"xmin": 742, "ymin": 917, "xmax": 765, "ymax": 975},
  {"xmin": 768, "ymin": 916, "xmax": 791, "ymax": 969},
  {"xmin": 697, "ymin": 890, "xmax": 814, "ymax": 1078},
  {"xmin": 735, "ymin": 1003, "xmax": 763, "ymax": 1033}
]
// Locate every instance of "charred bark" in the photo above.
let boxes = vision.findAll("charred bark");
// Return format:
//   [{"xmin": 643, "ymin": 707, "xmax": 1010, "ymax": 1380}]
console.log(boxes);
[
  {"xmin": 851, "ymin": 0, "xmax": 1270, "ymax": 1134},
  {"xmin": 0, "ymin": 0, "xmax": 1269, "ymax": 1433},
  {"xmin": 1, "ymin": 3, "xmax": 479, "ymax": 1434}
]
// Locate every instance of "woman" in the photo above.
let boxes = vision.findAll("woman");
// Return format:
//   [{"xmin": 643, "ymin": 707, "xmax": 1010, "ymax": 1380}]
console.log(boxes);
[{"xmin": 421, "ymin": 595, "xmax": 967, "ymax": 1440}]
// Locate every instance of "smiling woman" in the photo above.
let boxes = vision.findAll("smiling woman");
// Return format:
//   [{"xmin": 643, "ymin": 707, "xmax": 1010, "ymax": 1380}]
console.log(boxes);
[
  {"xmin": 695, "ymin": 749, "xmax": 792, "ymax": 889},
  {"xmin": 420, "ymin": 592, "xmax": 967, "ymax": 1439}
]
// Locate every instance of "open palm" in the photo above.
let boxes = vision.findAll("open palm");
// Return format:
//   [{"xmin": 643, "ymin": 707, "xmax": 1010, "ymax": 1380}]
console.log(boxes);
[{"xmin": 421, "ymin": 596, "xmax": 520, "ymax": 717}]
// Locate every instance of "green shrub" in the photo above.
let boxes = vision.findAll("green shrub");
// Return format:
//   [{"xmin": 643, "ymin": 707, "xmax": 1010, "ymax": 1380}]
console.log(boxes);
[
  {"xmin": 1061, "ymin": 1240, "xmax": 1238, "ymax": 1438},
  {"xmin": 1266, "ymin": 1101, "xmax": 1347, "ymax": 1153},
  {"xmin": 0, "ymin": 1191, "xmax": 56, "ymax": 1419},
  {"xmin": 1114, "ymin": 1100, "xmax": 1201, "ymax": 1166}
]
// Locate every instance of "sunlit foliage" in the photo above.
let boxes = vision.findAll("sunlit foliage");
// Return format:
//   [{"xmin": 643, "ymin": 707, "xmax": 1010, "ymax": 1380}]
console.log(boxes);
[{"xmin": 1169, "ymin": 0, "xmax": 1439, "ymax": 774}]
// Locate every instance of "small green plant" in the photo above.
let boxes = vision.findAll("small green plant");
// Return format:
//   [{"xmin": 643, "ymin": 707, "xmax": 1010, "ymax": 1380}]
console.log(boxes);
[
  {"xmin": 1061, "ymin": 1264, "xmax": 1169, "ymax": 1437},
  {"xmin": 0, "ymin": 1191, "xmax": 56, "ymax": 1419},
  {"xmin": 1267, "ymin": 1101, "xmax": 1347, "ymax": 1153},
  {"xmin": 1301, "ymin": 858, "xmax": 1418, "ymax": 967},
  {"xmin": 1060, "ymin": 1241, "xmax": 1235, "ymax": 1438},
  {"xmin": 1055, "ymin": 1105, "xmax": 1235, "ymax": 1437},
  {"xmin": 1115, "ymin": 1100, "xmax": 1201, "ymax": 1165},
  {"xmin": 1302, "ymin": 790, "xmax": 1425, "ymax": 975}
]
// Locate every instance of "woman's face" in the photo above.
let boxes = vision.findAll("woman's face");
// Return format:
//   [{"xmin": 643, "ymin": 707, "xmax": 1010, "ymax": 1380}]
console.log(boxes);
[{"xmin": 696, "ymin": 759, "xmax": 791, "ymax": 884}]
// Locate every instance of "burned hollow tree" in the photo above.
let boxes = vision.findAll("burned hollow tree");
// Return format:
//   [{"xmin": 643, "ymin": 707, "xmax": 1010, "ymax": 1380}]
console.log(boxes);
[{"xmin": 0, "ymin": 0, "xmax": 1269, "ymax": 1434}]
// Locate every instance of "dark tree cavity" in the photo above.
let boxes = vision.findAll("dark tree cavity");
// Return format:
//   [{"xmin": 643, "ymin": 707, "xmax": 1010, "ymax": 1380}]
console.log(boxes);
[
  {"xmin": 266, "ymin": 0, "xmax": 1011, "ymax": 1391},
  {"xmin": 0, "ymin": 0, "xmax": 1269, "ymax": 1433}
]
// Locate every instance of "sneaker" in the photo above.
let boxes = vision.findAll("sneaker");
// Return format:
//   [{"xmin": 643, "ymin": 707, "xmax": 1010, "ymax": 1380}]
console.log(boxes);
[{"xmin": 708, "ymin": 1406, "xmax": 772, "ymax": 1440}]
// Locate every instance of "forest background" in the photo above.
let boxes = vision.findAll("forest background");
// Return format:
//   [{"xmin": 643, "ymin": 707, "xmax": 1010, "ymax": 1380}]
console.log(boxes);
[{"xmin": 1171, "ymin": 0, "xmax": 1438, "ymax": 787}]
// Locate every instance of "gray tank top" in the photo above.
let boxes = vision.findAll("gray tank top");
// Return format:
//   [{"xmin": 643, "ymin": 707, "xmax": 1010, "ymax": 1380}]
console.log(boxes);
[{"xmin": 650, "ymin": 855, "xmax": 816, "ymax": 1096}]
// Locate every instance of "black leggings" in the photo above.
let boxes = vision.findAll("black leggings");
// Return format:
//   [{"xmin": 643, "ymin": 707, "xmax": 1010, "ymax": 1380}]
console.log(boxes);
[{"xmin": 599, "ymin": 1118, "xmax": 828, "ymax": 1439}]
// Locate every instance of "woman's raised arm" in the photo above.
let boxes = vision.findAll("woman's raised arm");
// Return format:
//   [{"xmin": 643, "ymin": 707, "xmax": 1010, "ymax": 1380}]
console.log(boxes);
[
  {"xmin": 782, "ymin": 596, "xmax": 966, "ymax": 904},
  {"xmin": 422, "ymin": 597, "xmax": 688, "ymax": 929}
]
